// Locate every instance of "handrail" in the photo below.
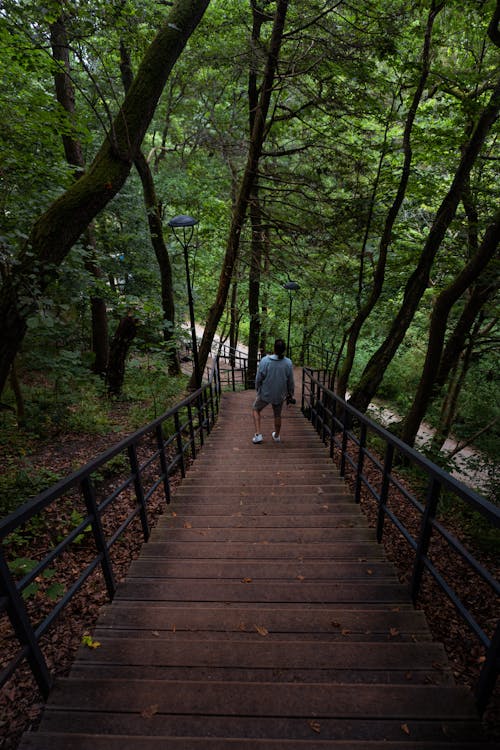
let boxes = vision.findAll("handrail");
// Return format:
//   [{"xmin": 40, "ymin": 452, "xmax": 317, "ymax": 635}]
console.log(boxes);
[
  {"xmin": 0, "ymin": 356, "xmax": 223, "ymax": 698},
  {"xmin": 301, "ymin": 367, "xmax": 499, "ymax": 713}
]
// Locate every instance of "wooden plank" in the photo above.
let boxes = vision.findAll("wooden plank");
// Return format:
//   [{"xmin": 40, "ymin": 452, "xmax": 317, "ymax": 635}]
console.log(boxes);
[
  {"xmin": 140, "ymin": 542, "xmax": 386, "ymax": 559},
  {"xmin": 20, "ymin": 733, "xmax": 499, "ymax": 749},
  {"xmin": 74, "ymin": 638, "xmax": 449, "ymax": 671},
  {"xmin": 147, "ymin": 528, "xmax": 375, "ymax": 543},
  {"xmin": 42, "ymin": 679, "xmax": 478, "ymax": 719},
  {"xmin": 95, "ymin": 605, "xmax": 427, "ymax": 636},
  {"xmin": 34, "ymin": 711, "xmax": 490, "ymax": 744},
  {"xmin": 114, "ymin": 580, "xmax": 408, "ymax": 604},
  {"xmin": 127, "ymin": 560, "xmax": 398, "ymax": 580}
]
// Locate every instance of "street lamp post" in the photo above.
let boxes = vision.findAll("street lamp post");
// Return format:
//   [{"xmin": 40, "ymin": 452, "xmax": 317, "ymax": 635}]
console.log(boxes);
[
  {"xmin": 168, "ymin": 214, "xmax": 201, "ymax": 388},
  {"xmin": 283, "ymin": 280, "xmax": 300, "ymax": 355}
]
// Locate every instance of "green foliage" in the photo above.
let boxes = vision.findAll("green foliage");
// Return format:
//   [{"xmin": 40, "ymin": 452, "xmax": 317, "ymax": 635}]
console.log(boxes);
[
  {"xmin": 0, "ymin": 463, "xmax": 62, "ymax": 517},
  {"xmin": 7, "ymin": 557, "xmax": 65, "ymax": 601}
]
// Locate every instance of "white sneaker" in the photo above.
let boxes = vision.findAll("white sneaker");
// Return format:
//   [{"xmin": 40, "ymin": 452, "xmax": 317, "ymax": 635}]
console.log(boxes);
[
  {"xmin": 252, "ymin": 433, "xmax": 263, "ymax": 443},
  {"xmin": 272, "ymin": 432, "xmax": 281, "ymax": 442}
]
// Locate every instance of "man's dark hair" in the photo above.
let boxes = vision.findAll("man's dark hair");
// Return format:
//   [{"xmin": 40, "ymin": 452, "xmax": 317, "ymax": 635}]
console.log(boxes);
[{"xmin": 274, "ymin": 338, "xmax": 286, "ymax": 359}]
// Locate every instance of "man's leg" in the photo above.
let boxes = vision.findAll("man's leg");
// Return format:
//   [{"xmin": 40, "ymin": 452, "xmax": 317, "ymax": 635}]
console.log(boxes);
[
  {"xmin": 273, "ymin": 414, "xmax": 282, "ymax": 437},
  {"xmin": 252, "ymin": 398, "xmax": 267, "ymax": 442},
  {"xmin": 272, "ymin": 402, "xmax": 283, "ymax": 440}
]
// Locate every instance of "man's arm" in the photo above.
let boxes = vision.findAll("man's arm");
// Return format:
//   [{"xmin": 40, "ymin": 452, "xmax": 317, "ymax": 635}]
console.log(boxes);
[{"xmin": 255, "ymin": 358, "xmax": 267, "ymax": 390}]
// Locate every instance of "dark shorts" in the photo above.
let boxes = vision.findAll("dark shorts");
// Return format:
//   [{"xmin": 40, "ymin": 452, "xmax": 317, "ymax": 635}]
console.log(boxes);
[{"xmin": 252, "ymin": 396, "xmax": 283, "ymax": 416}]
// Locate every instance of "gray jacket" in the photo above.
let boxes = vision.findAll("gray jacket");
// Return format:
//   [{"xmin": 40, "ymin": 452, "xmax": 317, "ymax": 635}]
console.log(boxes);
[{"xmin": 255, "ymin": 354, "xmax": 294, "ymax": 405}]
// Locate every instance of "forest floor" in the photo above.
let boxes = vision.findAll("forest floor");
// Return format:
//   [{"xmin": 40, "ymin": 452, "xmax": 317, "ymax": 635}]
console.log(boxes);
[{"xmin": 0, "ymin": 365, "xmax": 498, "ymax": 748}]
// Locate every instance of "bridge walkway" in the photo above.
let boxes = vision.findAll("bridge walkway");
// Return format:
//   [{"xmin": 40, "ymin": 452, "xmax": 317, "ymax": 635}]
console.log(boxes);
[{"xmin": 20, "ymin": 391, "xmax": 494, "ymax": 748}]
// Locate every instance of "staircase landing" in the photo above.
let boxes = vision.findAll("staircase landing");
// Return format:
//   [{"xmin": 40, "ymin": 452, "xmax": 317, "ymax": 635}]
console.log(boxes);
[{"xmin": 19, "ymin": 391, "xmax": 493, "ymax": 748}]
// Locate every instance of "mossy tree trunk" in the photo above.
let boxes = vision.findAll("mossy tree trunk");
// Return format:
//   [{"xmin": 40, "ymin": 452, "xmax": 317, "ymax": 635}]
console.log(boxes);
[
  {"xmin": 119, "ymin": 41, "xmax": 180, "ymax": 376},
  {"xmin": 50, "ymin": 11, "xmax": 109, "ymax": 376},
  {"xmin": 0, "ymin": 0, "xmax": 210, "ymax": 398}
]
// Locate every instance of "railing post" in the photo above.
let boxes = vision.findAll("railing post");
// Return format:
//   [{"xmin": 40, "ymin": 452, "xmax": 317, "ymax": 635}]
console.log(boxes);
[
  {"xmin": 175, "ymin": 410, "xmax": 187, "ymax": 472},
  {"xmin": 81, "ymin": 476, "xmax": 116, "ymax": 599},
  {"xmin": 197, "ymin": 393, "xmax": 205, "ymax": 448},
  {"xmin": 376, "ymin": 443, "xmax": 394, "ymax": 542},
  {"xmin": 329, "ymin": 393, "xmax": 336, "ymax": 460},
  {"xmin": 475, "ymin": 621, "xmax": 500, "ymax": 715},
  {"xmin": 340, "ymin": 406, "xmax": 349, "ymax": 477},
  {"xmin": 186, "ymin": 402, "xmax": 196, "ymax": 459},
  {"xmin": 354, "ymin": 423, "xmax": 367, "ymax": 504},
  {"xmin": 0, "ymin": 549, "xmax": 53, "ymax": 698},
  {"xmin": 128, "ymin": 444, "xmax": 150, "ymax": 542},
  {"xmin": 208, "ymin": 381, "xmax": 215, "ymax": 429},
  {"xmin": 155, "ymin": 424, "xmax": 171, "ymax": 504},
  {"xmin": 410, "ymin": 476, "xmax": 441, "ymax": 604}
]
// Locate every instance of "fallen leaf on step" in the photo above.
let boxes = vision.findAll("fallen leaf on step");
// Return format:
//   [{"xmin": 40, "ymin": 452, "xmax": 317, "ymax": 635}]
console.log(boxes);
[
  {"xmin": 308, "ymin": 719, "xmax": 321, "ymax": 733},
  {"xmin": 366, "ymin": 569, "xmax": 373, "ymax": 575},
  {"xmin": 331, "ymin": 621, "xmax": 341, "ymax": 628},
  {"xmin": 151, "ymin": 631, "xmax": 160, "ymax": 637},
  {"xmin": 183, "ymin": 521, "xmax": 192, "ymax": 529},
  {"xmin": 296, "ymin": 575, "xmax": 305, "ymax": 581},
  {"xmin": 341, "ymin": 628, "xmax": 351, "ymax": 636},
  {"xmin": 242, "ymin": 577, "xmax": 253, "ymax": 583},
  {"xmin": 389, "ymin": 627, "xmax": 399, "ymax": 638},
  {"xmin": 401, "ymin": 723, "xmax": 410, "ymax": 735},
  {"xmin": 254, "ymin": 624, "xmax": 269, "ymax": 637},
  {"xmin": 238, "ymin": 622, "xmax": 247, "ymax": 631},
  {"xmin": 141, "ymin": 704, "xmax": 159, "ymax": 719}
]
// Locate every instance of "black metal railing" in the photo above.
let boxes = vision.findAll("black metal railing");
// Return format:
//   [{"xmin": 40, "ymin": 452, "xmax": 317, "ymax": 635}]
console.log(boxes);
[
  {"xmin": 214, "ymin": 342, "xmax": 248, "ymax": 390},
  {"xmin": 0, "ymin": 357, "xmax": 223, "ymax": 698},
  {"xmin": 301, "ymin": 367, "xmax": 499, "ymax": 713}
]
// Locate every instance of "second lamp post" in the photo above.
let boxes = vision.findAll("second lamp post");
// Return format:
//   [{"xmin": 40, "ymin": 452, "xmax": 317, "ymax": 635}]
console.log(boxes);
[
  {"xmin": 168, "ymin": 214, "xmax": 201, "ymax": 388},
  {"xmin": 283, "ymin": 280, "xmax": 300, "ymax": 355}
]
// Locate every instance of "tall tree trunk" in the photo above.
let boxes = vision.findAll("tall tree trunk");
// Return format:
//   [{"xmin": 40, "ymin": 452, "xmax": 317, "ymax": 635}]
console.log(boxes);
[
  {"xmin": 119, "ymin": 41, "xmax": 180, "ymax": 376},
  {"xmin": 431, "ymin": 314, "xmax": 481, "ymax": 451},
  {"xmin": 229, "ymin": 276, "xmax": 239, "ymax": 366},
  {"xmin": 337, "ymin": 3, "xmax": 443, "ymax": 399},
  {"xmin": 400, "ymin": 208, "xmax": 500, "ymax": 446},
  {"xmin": 0, "ymin": 0, "xmax": 210, "ymax": 399},
  {"xmin": 106, "ymin": 315, "xmax": 137, "ymax": 397},
  {"xmin": 50, "ymin": 12, "xmax": 109, "ymax": 375},
  {"xmin": 435, "ymin": 282, "xmax": 495, "ymax": 391},
  {"xmin": 246, "ymin": 2, "xmax": 268, "ymax": 387},
  {"xmin": 348, "ymin": 69, "xmax": 500, "ymax": 413},
  {"xmin": 191, "ymin": 0, "xmax": 289, "ymax": 388},
  {"xmin": 247, "ymin": 183, "xmax": 264, "ymax": 386}
]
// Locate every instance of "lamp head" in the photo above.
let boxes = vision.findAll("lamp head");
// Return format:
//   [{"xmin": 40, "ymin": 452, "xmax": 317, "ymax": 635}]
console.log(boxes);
[
  {"xmin": 168, "ymin": 215, "xmax": 198, "ymax": 228},
  {"xmin": 283, "ymin": 280, "xmax": 300, "ymax": 291}
]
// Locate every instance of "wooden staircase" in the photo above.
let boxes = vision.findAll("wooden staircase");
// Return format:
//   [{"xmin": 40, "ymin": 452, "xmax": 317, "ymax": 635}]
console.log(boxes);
[{"xmin": 19, "ymin": 391, "xmax": 494, "ymax": 748}]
